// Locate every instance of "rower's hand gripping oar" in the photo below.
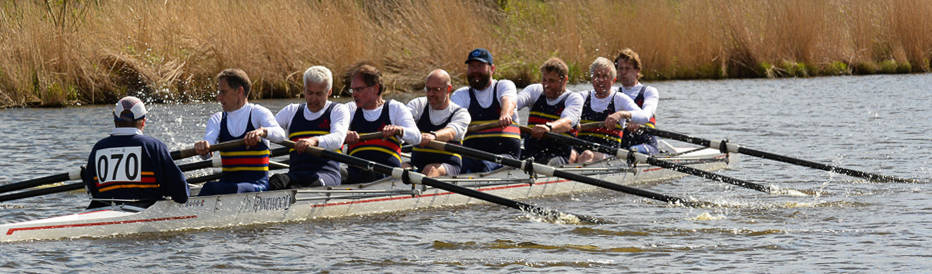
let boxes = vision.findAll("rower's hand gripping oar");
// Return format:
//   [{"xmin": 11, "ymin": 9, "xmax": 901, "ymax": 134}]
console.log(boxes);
[
  {"xmin": 278, "ymin": 140, "xmax": 607, "ymax": 224},
  {"xmin": 546, "ymin": 124, "xmax": 805, "ymax": 196},
  {"xmin": 423, "ymin": 139, "xmax": 717, "ymax": 207},
  {"xmin": 639, "ymin": 126, "xmax": 921, "ymax": 183},
  {"xmin": 0, "ymin": 139, "xmax": 248, "ymax": 195}
]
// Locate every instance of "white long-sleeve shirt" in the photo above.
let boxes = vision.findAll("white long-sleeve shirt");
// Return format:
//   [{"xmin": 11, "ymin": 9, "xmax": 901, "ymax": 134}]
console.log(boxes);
[
  {"xmin": 274, "ymin": 101, "xmax": 349, "ymax": 151},
  {"xmin": 618, "ymin": 83, "xmax": 659, "ymax": 121},
  {"xmin": 202, "ymin": 103, "xmax": 286, "ymax": 146},
  {"xmin": 406, "ymin": 97, "xmax": 471, "ymax": 141},
  {"xmin": 450, "ymin": 79, "xmax": 520, "ymax": 123},
  {"xmin": 345, "ymin": 100, "xmax": 422, "ymax": 145},
  {"xmin": 579, "ymin": 88, "xmax": 652, "ymax": 125},
  {"xmin": 516, "ymin": 84, "xmax": 583, "ymax": 126}
]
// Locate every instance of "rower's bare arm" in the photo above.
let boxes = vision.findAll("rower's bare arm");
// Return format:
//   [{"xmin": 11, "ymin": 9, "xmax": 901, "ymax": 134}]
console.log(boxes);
[{"xmin": 498, "ymin": 95, "xmax": 516, "ymax": 127}]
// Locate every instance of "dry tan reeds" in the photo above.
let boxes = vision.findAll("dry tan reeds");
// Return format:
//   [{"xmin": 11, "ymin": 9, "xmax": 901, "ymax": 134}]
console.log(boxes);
[{"xmin": 1, "ymin": 0, "xmax": 930, "ymax": 107}]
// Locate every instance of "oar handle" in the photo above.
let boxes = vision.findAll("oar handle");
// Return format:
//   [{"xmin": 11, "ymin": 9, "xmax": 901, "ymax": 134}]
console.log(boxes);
[
  {"xmin": 358, "ymin": 132, "xmax": 387, "ymax": 141},
  {"xmin": 577, "ymin": 122, "xmax": 604, "ymax": 131},
  {"xmin": 171, "ymin": 139, "xmax": 248, "ymax": 159},
  {"xmin": 467, "ymin": 121, "xmax": 504, "ymax": 133}
]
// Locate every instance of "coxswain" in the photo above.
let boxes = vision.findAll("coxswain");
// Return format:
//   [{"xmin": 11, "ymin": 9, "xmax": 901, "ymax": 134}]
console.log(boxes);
[
  {"xmin": 82, "ymin": 96, "xmax": 189, "ymax": 209},
  {"xmin": 406, "ymin": 69, "xmax": 471, "ymax": 177},
  {"xmin": 193, "ymin": 68, "xmax": 286, "ymax": 196}
]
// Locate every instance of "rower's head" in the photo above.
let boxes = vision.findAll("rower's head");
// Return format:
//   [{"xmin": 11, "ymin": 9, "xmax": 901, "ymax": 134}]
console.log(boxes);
[
  {"xmin": 349, "ymin": 63, "xmax": 383, "ymax": 110},
  {"xmin": 113, "ymin": 96, "xmax": 147, "ymax": 130},
  {"xmin": 614, "ymin": 48, "xmax": 643, "ymax": 87},
  {"xmin": 216, "ymin": 68, "xmax": 251, "ymax": 112},
  {"xmin": 540, "ymin": 57, "xmax": 568, "ymax": 100},
  {"xmin": 465, "ymin": 48, "xmax": 495, "ymax": 90},
  {"xmin": 303, "ymin": 66, "xmax": 333, "ymax": 112},
  {"xmin": 589, "ymin": 57, "xmax": 617, "ymax": 96},
  {"xmin": 424, "ymin": 69, "xmax": 452, "ymax": 110}
]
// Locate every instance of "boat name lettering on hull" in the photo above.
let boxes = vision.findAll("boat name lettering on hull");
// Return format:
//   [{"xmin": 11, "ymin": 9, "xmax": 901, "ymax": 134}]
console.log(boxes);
[
  {"xmin": 252, "ymin": 195, "xmax": 292, "ymax": 212},
  {"xmin": 183, "ymin": 199, "xmax": 205, "ymax": 208}
]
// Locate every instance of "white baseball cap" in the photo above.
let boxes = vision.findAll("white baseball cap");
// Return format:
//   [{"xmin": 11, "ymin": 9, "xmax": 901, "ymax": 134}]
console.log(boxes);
[{"xmin": 113, "ymin": 96, "xmax": 147, "ymax": 122}]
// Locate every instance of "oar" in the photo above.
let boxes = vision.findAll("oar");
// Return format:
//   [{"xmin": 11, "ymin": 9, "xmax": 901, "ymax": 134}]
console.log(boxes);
[
  {"xmin": 639, "ymin": 127, "xmax": 920, "ymax": 183},
  {"xmin": 523, "ymin": 125, "xmax": 804, "ymax": 196},
  {"xmin": 278, "ymin": 140, "xmax": 606, "ymax": 224},
  {"xmin": 0, "ymin": 145, "xmax": 291, "ymax": 203},
  {"xmin": 0, "ymin": 139, "xmax": 248, "ymax": 195},
  {"xmin": 354, "ymin": 122, "xmax": 501, "ymax": 141},
  {"xmin": 423, "ymin": 139, "xmax": 718, "ymax": 207}
]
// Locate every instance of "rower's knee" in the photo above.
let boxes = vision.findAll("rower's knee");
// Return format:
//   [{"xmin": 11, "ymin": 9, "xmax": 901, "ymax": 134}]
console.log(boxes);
[
  {"xmin": 422, "ymin": 163, "xmax": 446, "ymax": 177},
  {"xmin": 576, "ymin": 150, "xmax": 594, "ymax": 163}
]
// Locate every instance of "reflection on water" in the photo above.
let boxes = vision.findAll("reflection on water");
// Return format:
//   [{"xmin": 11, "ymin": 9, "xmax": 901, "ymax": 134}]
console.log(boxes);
[{"xmin": 0, "ymin": 74, "xmax": 930, "ymax": 272}]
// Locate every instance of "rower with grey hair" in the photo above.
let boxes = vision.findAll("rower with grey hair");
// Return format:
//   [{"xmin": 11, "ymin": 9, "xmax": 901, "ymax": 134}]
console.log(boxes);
[
  {"xmin": 271, "ymin": 65, "xmax": 350, "ymax": 188},
  {"xmin": 574, "ymin": 57, "xmax": 651, "ymax": 163},
  {"xmin": 406, "ymin": 69, "xmax": 471, "ymax": 177},
  {"xmin": 82, "ymin": 96, "xmax": 189, "ymax": 209}
]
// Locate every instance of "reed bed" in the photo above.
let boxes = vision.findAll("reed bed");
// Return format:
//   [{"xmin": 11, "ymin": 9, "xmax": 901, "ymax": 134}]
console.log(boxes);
[{"xmin": 1, "ymin": 0, "xmax": 930, "ymax": 107}]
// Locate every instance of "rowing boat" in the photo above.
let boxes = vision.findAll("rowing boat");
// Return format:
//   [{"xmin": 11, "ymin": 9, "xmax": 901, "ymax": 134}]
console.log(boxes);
[{"xmin": 0, "ymin": 146, "xmax": 734, "ymax": 243}]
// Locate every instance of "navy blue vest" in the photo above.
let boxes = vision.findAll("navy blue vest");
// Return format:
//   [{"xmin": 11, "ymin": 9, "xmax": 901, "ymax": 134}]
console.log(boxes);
[
  {"xmin": 347, "ymin": 101, "xmax": 401, "ymax": 183},
  {"xmin": 218, "ymin": 110, "xmax": 270, "ymax": 186},
  {"xmin": 621, "ymin": 86, "xmax": 658, "ymax": 149},
  {"xmin": 523, "ymin": 93, "xmax": 575, "ymax": 161},
  {"xmin": 578, "ymin": 91, "xmax": 623, "ymax": 148},
  {"xmin": 411, "ymin": 104, "xmax": 463, "ymax": 171},
  {"xmin": 463, "ymin": 82, "xmax": 521, "ymax": 159},
  {"xmin": 287, "ymin": 103, "xmax": 341, "ymax": 184}
]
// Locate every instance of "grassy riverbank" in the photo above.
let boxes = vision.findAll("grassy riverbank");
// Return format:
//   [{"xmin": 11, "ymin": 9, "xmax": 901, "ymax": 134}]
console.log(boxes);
[{"xmin": 1, "ymin": 0, "xmax": 930, "ymax": 107}]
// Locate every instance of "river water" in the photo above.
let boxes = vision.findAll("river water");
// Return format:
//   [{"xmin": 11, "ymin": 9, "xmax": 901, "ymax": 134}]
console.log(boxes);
[{"xmin": 0, "ymin": 74, "xmax": 929, "ymax": 272}]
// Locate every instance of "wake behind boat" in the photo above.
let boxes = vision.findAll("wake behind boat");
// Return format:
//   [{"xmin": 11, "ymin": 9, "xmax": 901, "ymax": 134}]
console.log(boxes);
[{"xmin": 0, "ymin": 146, "xmax": 732, "ymax": 243}]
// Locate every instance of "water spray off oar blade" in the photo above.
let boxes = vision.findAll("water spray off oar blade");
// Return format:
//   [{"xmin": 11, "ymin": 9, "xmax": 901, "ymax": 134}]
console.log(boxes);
[
  {"xmin": 640, "ymin": 127, "xmax": 920, "ymax": 183},
  {"xmin": 545, "ymin": 124, "xmax": 806, "ymax": 196},
  {"xmin": 278, "ymin": 140, "xmax": 607, "ymax": 224},
  {"xmin": 424, "ymin": 138, "xmax": 718, "ymax": 207}
]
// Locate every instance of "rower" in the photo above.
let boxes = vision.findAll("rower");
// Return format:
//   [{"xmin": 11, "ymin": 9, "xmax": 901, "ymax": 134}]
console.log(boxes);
[
  {"xmin": 515, "ymin": 57, "xmax": 583, "ymax": 166},
  {"xmin": 406, "ymin": 69, "xmax": 471, "ymax": 177},
  {"xmin": 193, "ymin": 68, "xmax": 286, "ymax": 196},
  {"xmin": 451, "ymin": 48, "xmax": 521, "ymax": 173},
  {"xmin": 575, "ymin": 57, "xmax": 650, "ymax": 163},
  {"xmin": 271, "ymin": 66, "xmax": 349, "ymax": 189},
  {"xmin": 343, "ymin": 63, "xmax": 421, "ymax": 183},
  {"xmin": 82, "ymin": 96, "xmax": 189, "ymax": 209},
  {"xmin": 612, "ymin": 48, "xmax": 661, "ymax": 155}
]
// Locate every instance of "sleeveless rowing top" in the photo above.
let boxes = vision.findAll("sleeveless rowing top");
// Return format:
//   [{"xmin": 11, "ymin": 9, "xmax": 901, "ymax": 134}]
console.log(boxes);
[
  {"xmin": 287, "ymin": 103, "xmax": 341, "ymax": 184},
  {"xmin": 578, "ymin": 90, "xmax": 624, "ymax": 148},
  {"xmin": 463, "ymin": 81, "xmax": 521, "ymax": 159},
  {"xmin": 524, "ymin": 93, "xmax": 576, "ymax": 160},
  {"xmin": 219, "ymin": 111, "xmax": 270, "ymax": 186},
  {"xmin": 411, "ymin": 104, "xmax": 463, "ymax": 171}
]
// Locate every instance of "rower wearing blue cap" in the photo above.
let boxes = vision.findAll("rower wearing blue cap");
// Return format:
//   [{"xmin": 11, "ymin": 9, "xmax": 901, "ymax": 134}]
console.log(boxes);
[
  {"xmin": 82, "ymin": 96, "xmax": 190, "ymax": 209},
  {"xmin": 450, "ymin": 48, "xmax": 521, "ymax": 173}
]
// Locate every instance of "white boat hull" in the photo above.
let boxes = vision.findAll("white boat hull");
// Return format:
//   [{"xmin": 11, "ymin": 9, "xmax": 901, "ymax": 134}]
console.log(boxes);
[{"xmin": 1, "ymin": 148, "xmax": 734, "ymax": 242}]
